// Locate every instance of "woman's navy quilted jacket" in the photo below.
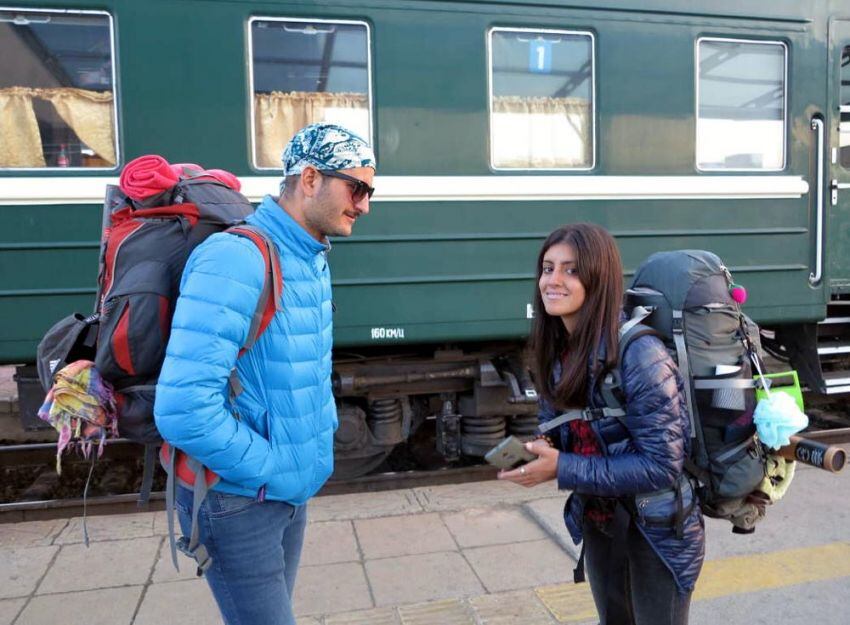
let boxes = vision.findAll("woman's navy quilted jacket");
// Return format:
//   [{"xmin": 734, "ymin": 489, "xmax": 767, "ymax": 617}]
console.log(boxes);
[{"xmin": 540, "ymin": 334, "xmax": 705, "ymax": 593}]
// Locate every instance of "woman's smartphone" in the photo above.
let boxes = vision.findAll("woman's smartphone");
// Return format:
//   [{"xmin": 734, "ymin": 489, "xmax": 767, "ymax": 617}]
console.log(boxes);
[{"xmin": 484, "ymin": 435, "xmax": 536, "ymax": 470}]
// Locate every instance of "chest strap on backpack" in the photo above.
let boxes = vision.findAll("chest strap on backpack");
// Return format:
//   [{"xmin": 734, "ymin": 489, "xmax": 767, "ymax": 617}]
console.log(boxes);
[{"xmin": 538, "ymin": 406, "xmax": 627, "ymax": 434}]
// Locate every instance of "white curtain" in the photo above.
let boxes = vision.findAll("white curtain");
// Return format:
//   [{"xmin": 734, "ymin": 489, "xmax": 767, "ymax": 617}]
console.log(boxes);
[{"xmin": 492, "ymin": 96, "xmax": 591, "ymax": 168}]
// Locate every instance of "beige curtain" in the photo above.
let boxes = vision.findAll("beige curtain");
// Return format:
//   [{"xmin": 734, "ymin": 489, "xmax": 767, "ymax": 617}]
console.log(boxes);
[
  {"xmin": 254, "ymin": 91, "xmax": 369, "ymax": 168},
  {"xmin": 0, "ymin": 87, "xmax": 115, "ymax": 168},
  {"xmin": 0, "ymin": 87, "xmax": 46, "ymax": 167},
  {"xmin": 38, "ymin": 88, "xmax": 116, "ymax": 165},
  {"xmin": 492, "ymin": 96, "xmax": 591, "ymax": 168}
]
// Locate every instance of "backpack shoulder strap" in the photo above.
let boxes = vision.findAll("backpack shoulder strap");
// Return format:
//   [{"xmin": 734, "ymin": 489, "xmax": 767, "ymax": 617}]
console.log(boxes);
[
  {"xmin": 226, "ymin": 224, "xmax": 283, "ymax": 356},
  {"xmin": 598, "ymin": 319, "xmax": 658, "ymax": 414},
  {"xmin": 669, "ymin": 309, "xmax": 700, "ymax": 441}
]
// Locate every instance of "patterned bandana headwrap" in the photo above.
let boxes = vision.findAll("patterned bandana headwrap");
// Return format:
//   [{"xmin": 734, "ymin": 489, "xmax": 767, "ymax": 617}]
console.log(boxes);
[{"xmin": 281, "ymin": 123, "xmax": 376, "ymax": 177}]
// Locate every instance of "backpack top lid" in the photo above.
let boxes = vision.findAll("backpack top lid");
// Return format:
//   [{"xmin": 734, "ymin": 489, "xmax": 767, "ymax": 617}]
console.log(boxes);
[
  {"xmin": 625, "ymin": 250, "xmax": 740, "ymax": 352},
  {"xmin": 630, "ymin": 250, "xmax": 732, "ymax": 311},
  {"xmin": 109, "ymin": 155, "xmax": 252, "ymax": 227}
]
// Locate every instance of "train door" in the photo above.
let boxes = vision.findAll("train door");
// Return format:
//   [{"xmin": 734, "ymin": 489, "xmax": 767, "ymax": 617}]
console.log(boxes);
[{"xmin": 828, "ymin": 19, "xmax": 850, "ymax": 287}]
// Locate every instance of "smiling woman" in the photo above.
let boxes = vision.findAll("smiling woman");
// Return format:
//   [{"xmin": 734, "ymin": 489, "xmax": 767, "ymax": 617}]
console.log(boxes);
[
  {"xmin": 500, "ymin": 222, "xmax": 704, "ymax": 625},
  {"xmin": 530, "ymin": 225, "xmax": 623, "ymax": 411}
]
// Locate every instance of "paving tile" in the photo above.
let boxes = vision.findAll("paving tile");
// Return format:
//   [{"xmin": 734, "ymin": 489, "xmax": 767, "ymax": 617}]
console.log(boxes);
[
  {"xmin": 309, "ymin": 490, "xmax": 422, "ymax": 521},
  {"xmin": 324, "ymin": 606, "xmax": 399, "ymax": 624},
  {"xmin": 56, "ymin": 511, "xmax": 156, "ymax": 544},
  {"xmin": 152, "ymin": 510, "xmax": 171, "ymax": 536},
  {"xmin": 0, "ymin": 598, "xmax": 25, "ymax": 625},
  {"xmin": 293, "ymin": 562, "xmax": 373, "ymax": 616},
  {"xmin": 301, "ymin": 520, "xmax": 360, "ymax": 566},
  {"xmin": 16, "ymin": 586, "xmax": 142, "ymax": 625},
  {"xmin": 355, "ymin": 513, "xmax": 456, "ymax": 559},
  {"xmin": 469, "ymin": 588, "xmax": 556, "ymax": 624},
  {"xmin": 535, "ymin": 582, "xmax": 598, "ymax": 624},
  {"xmin": 398, "ymin": 598, "xmax": 475, "ymax": 625},
  {"xmin": 151, "ymin": 537, "xmax": 201, "ymax": 583},
  {"xmin": 366, "ymin": 551, "xmax": 484, "ymax": 607},
  {"xmin": 38, "ymin": 537, "xmax": 161, "ymax": 593},
  {"xmin": 134, "ymin": 578, "xmax": 220, "ymax": 625},
  {"xmin": 0, "ymin": 545, "xmax": 58, "ymax": 599},
  {"xmin": 523, "ymin": 497, "xmax": 581, "ymax": 561},
  {"xmin": 442, "ymin": 507, "xmax": 548, "ymax": 548},
  {"xmin": 0, "ymin": 519, "xmax": 67, "ymax": 548},
  {"xmin": 463, "ymin": 539, "xmax": 574, "ymax": 593},
  {"xmin": 413, "ymin": 481, "xmax": 560, "ymax": 512}
]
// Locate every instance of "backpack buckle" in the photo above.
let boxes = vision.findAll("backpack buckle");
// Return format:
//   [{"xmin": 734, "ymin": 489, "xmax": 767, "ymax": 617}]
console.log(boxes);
[
  {"xmin": 581, "ymin": 408, "xmax": 605, "ymax": 421},
  {"xmin": 176, "ymin": 536, "xmax": 213, "ymax": 576}
]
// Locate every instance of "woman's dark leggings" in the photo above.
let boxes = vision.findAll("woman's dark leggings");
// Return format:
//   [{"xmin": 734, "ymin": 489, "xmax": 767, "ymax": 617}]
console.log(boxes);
[{"xmin": 582, "ymin": 516, "xmax": 692, "ymax": 625}]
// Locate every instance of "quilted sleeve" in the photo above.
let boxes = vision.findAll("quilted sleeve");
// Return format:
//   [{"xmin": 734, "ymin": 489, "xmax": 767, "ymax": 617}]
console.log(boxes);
[
  {"xmin": 556, "ymin": 335, "xmax": 688, "ymax": 496},
  {"xmin": 537, "ymin": 395, "xmax": 567, "ymax": 451},
  {"xmin": 154, "ymin": 233, "xmax": 274, "ymax": 489}
]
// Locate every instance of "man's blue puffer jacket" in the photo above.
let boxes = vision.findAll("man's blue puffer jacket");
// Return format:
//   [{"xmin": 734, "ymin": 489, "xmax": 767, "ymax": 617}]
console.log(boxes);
[
  {"xmin": 540, "ymin": 334, "xmax": 705, "ymax": 593},
  {"xmin": 155, "ymin": 194, "xmax": 337, "ymax": 504}
]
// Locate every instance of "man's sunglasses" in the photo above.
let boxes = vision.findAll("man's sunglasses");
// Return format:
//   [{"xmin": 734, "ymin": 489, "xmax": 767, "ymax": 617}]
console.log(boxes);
[{"xmin": 319, "ymin": 170, "xmax": 375, "ymax": 202}]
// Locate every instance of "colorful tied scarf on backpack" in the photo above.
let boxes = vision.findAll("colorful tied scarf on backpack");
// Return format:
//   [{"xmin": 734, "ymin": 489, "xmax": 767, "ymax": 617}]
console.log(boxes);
[{"xmin": 37, "ymin": 360, "xmax": 118, "ymax": 474}]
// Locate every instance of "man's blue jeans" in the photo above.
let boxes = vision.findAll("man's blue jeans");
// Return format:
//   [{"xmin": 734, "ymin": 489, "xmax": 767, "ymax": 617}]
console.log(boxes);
[{"xmin": 176, "ymin": 485, "xmax": 307, "ymax": 625}]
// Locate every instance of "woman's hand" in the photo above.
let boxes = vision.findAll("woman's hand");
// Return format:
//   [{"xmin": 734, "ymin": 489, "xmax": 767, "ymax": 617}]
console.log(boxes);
[{"xmin": 497, "ymin": 440, "xmax": 559, "ymax": 487}]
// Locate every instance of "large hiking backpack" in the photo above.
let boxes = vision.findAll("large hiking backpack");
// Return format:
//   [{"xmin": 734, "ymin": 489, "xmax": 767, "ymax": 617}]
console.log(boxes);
[
  {"xmin": 539, "ymin": 250, "xmax": 771, "ymax": 534},
  {"xmin": 619, "ymin": 250, "xmax": 768, "ymax": 532},
  {"xmin": 37, "ymin": 157, "xmax": 282, "ymax": 500}
]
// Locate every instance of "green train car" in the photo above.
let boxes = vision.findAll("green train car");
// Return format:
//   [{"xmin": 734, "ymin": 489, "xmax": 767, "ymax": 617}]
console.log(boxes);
[{"xmin": 2, "ymin": 0, "xmax": 850, "ymax": 476}]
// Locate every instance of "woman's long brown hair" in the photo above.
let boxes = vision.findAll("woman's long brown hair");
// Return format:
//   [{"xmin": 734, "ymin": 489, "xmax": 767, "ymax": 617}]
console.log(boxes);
[{"xmin": 530, "ymin": 223, "xmax": 624, "ymax": 409}]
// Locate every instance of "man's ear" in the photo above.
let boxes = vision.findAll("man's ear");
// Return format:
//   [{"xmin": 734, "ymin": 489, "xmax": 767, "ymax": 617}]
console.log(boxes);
[{"xmin": 300, "ymin": 166, "xmax": 320, "ymax": 198}]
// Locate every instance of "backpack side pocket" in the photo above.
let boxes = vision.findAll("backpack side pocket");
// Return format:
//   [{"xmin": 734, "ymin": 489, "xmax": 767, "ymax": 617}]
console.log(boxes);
[
  {"xmin": 709, "ymin": 436, "xmax": 765, "ymax": 499},
  {"xmin": 96, "ymin": 259, "xmax": 172, "ymax": 382}
]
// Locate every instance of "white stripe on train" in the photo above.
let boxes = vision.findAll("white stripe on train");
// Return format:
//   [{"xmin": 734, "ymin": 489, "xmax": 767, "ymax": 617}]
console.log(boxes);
[{"xmin": 0, "ymin": 175, "xmax": 809, "ymax": 205}]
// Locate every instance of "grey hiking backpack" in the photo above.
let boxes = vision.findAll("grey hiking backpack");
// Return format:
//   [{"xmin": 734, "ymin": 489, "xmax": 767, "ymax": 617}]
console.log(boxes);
[{"xmin": 620, "ymin": 250, "xmax": 768, "ymax": 533}]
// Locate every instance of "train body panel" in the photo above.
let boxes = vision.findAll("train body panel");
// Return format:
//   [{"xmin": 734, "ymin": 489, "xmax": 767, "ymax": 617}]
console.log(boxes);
[{"xmin": 3, "ymin": 0, "xmax": 850, "ymax": 469}]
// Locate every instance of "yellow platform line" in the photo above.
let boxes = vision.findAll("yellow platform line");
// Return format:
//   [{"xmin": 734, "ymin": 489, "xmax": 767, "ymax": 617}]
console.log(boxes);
[
  {"xmin": 694, "ymin": 541, "xmax": 850, "ymax": 600},
  {"xmin": 535, "ymin": 583, "xmax": 597, "ymax": 623},
  {"xmin": 535, "ymin": 541, "xmax": 850, "ymax": 623}
]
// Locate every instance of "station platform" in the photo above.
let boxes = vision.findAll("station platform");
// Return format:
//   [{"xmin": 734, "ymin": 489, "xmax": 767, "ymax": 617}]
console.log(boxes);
[{"xmin": 2, "ymin": 460, "xmax": 849, "ymax": 625}]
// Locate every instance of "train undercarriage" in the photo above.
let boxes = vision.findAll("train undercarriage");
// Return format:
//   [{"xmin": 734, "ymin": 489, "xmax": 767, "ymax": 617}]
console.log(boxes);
[
  {"xmin": 330, "ymin": 342, "xmax": 538, "ymax": 479},
  {"xmin": 9, "ymin": 312, "xmax": 850, "ymax": 482}
]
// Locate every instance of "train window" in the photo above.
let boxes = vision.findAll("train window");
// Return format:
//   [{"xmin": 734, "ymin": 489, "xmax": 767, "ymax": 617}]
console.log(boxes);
[
  {"xmin": 249, "ymin": 18, "xmax": 372, "ymax": 169},
  {"xmin": 0, "ymin": 8, "xmax": 117, "ymax": 169},
  {"xmin": 696, "ymin": 38, "xmax": 787, "ymax": 171},
  {"xmin": 840, "ymin": 46, "xmax": 850, "ymax": 169},
  {"xmin": 488, "ymin": 27, "xmax": 594, "ymax": 170}
]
